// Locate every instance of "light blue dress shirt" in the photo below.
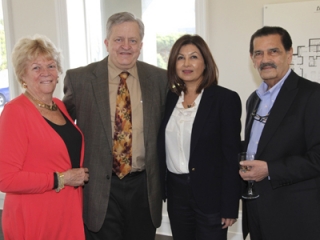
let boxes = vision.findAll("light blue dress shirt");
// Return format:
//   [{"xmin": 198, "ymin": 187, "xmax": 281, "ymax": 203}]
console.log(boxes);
[{"xmin": 247, "ymin": 69, "xmax": 291, "ymax": 155}]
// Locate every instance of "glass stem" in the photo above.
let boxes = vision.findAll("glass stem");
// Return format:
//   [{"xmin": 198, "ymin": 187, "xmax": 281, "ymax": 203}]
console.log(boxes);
[{"xmin": 248, "ymin": 181, "xmax": 254, "ymax": 195}]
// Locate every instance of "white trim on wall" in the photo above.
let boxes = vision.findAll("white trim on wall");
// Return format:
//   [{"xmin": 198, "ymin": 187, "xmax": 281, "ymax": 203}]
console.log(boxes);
[
  {"xmin": 0, "ymin": 192, "xmax": 4, "ymax": 209},
  {"xmin": 2, "ymin": 0, "xmax": 21, "ymax": 98},
  {"xmin": 195, "ymin": 0, "xmax": 208, "ymax": 41},
  {"xmin": 54, "ymin": 0, "xmax": 70, "ymax": 99},
  {"xmin": 156, "ymin": 211, "xmax": 171, "ymax": 236}
]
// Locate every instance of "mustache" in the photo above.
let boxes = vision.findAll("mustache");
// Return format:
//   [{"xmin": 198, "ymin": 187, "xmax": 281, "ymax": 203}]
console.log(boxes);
[{"xmin": 259, "ymin": 62, "xmax": 277, "ymax": 70}]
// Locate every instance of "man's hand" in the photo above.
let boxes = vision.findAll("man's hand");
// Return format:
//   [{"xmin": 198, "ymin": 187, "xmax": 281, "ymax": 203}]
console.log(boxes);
[{"xmin": 239, "ymin": 160, "xmax": 268, "ymax": 182}]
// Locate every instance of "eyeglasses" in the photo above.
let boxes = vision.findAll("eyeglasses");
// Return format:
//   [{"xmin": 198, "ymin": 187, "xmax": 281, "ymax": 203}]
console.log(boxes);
[{"xmin": 252, "ymin": 110, "xmax": 269, "ymax": 124}]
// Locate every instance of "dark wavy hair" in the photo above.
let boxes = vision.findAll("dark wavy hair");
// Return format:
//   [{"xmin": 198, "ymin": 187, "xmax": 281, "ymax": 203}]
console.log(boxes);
[
  {"xmin": 167, "ymin": 34, "xmax": 218, "ymax": 95},
  {"xmin": 249, "ymin": 26, "xmax": 292, "ymax": 55}
]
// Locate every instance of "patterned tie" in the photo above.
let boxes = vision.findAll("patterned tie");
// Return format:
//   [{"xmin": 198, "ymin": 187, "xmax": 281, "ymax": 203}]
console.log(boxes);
[{"xmin": 112, "ymin": 72, "xmax": 132, "ymax": 179}]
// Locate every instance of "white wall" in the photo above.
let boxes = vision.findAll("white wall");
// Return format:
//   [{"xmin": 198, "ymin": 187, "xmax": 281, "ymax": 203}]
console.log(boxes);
[{"xmin": 1, "ymin": 0, "xmax": 316, "ymax": 238}]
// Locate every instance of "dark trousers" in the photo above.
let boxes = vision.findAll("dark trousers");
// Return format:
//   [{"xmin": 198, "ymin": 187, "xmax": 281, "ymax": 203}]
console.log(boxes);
[
  {"xmin": 85, "ymin": 171, "xmax": 156, "ymax": 240},
  {"xmin": 167, "ymin": 171, "xmax": 227, "ymax": 240},
  {"xmin": 245, "ymin": 199, "xmax": 264, "ymax": 240}
]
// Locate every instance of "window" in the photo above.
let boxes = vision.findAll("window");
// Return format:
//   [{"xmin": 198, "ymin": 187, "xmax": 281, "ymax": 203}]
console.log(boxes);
[
  {"xmin": 66, "ymin": 0, "xmax": 103, "ymax": 68},
  {"xmin": 0, "ymin": 0, "xmax": 10, "ymax": 113},
  {"xmin": 142, "ymin": 0, "xmax": 196, "ymax": 69},
  {"xmin": 65, "ymin": 0, "xmax": 196, "ymax": 70}
]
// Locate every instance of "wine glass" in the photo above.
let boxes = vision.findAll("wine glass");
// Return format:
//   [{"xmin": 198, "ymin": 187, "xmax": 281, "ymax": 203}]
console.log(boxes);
[{"xmin": 239, "ymin": 152, "xmax": 259, "ymax": 199}]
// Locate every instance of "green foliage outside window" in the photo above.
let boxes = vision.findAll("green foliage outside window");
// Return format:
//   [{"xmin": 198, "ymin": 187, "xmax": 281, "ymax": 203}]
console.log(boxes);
[
  {"xmin": 156, "ymin": 33, "xmax": 183, "ymax": 69},
  {"xmin": 0, "ymin": 19, "xmax": 7, "ymax": 71}
]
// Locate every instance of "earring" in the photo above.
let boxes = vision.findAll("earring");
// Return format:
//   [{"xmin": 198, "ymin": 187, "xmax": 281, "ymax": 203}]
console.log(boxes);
[
  {"xmin": 22, "ymin": 82, "xmax": 27, "ymax": 88},
  {"xmin": 57, "ymin": 78, "xmax": 59, "ymax": 84}
]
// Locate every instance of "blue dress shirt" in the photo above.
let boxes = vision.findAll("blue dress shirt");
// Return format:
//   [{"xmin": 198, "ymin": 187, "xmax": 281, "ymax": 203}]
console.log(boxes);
[{"xmin": 247, "ymin": 69, "xmax": 291, "ymax": 155}]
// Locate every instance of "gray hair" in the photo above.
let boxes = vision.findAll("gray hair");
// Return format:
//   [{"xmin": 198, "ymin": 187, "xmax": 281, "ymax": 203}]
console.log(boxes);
[
  {"xmin": 106, "ymin": 12, "xmax": 144, "ymax": 40},
  {"xmin": 11, "ymin": 35, "xmax": 63, "ymax": 85}
]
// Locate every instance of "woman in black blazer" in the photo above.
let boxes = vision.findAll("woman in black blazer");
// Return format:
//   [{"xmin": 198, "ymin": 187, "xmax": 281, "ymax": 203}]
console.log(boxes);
[{"xmin": 158, "ymin": 34, "xmax": 242, "ymax": 240}]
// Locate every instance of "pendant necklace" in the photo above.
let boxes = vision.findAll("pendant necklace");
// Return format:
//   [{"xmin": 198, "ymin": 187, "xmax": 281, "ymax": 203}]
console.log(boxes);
[
  {"xmin": 187, "ymin": 102, "xmax": 194, "ymax": 108},
  {"xmin": 25, "ymin": 91, "xmax": 58, "ymax": 111}
]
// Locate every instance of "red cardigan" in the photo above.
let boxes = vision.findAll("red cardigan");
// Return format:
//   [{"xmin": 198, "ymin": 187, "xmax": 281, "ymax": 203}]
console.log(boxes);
[{"xmin": 0, "ymin": 94, "xmax": 85, "ymax": 240}]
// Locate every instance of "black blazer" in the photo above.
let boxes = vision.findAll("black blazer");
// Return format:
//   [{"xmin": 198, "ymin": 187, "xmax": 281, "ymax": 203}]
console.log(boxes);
[
  {"xmin": 158, "ymin": 84, "xmax": 242, "ymax": 218},
  {"xmin": 242, "ymin": 71, "xmax": 320, "ymax": 240}
]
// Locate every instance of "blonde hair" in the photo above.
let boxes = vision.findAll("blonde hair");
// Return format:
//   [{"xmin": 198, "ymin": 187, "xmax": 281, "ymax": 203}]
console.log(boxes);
[{"xmin": 11, "ymin": 35, "xmax": 63, "ymax": 84}]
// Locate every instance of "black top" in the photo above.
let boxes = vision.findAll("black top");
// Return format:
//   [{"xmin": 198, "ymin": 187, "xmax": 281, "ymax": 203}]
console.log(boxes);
[{"xmin": 45, "ymin": 114, "xmax": 82, "ymax": 168}]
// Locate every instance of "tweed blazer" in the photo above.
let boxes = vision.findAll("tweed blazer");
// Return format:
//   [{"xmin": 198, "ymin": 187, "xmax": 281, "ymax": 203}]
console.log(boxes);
[{"xmin": 63, "ymin": 57, "xmax": 168, "ymax": 231}]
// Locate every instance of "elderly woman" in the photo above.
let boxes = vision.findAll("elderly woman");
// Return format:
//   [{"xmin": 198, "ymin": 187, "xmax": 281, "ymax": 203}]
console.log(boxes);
[
  {"xmin": 0, "ymin": 35, "xmax": 89, "ymax": 239},
  {"xmin": 158, "ymin": 34, "xmax": 242, "ymax": 240}
]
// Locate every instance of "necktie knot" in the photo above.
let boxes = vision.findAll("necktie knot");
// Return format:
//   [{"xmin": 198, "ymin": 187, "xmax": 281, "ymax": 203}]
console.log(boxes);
[{"xmin": 119, "ymin": 72, "xmax": 129, "ymax": 82}]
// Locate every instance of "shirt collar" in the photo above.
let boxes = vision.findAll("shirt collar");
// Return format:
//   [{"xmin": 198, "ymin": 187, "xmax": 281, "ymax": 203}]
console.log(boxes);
[
  {"xmin": 256, "ymin": 69, "xmax": 291, "ymax": 97},
  {"xmin": 108, "ymin": 58, "xmax": 139, "ymax": 81},
  {"xmin": 177, "ymin": 89, "xmax": 204, "ymax": 109}
]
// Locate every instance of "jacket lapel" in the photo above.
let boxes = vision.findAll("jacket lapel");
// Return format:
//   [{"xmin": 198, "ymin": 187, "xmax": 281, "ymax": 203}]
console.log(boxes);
[
  {"xmin": 136, "ymin": 62, "xmax": 154, "ymax": 142},
  {"xmin": 163, "ymin": 91, "xmax": 179, "ymax": 128},
  {"xmin": 245, "ymin": 92, "xmax": 261, "ymax": 149},
  {"xmin": 190, "ymin": 86, "xmax": 215, "ymax": 156},
  {"xmin": 90, "ymin": 57, "xmax": 114, "ymax": 151}
]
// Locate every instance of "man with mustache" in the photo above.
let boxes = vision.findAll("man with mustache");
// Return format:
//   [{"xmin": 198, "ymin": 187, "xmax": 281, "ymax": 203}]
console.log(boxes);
[
  {"xmin": 239, "ymin": 26, "xmax": 320, "ymax": 240},
  {"xmin": 63, "ymin": 12, "xmax": 167, "ymax": 240}
]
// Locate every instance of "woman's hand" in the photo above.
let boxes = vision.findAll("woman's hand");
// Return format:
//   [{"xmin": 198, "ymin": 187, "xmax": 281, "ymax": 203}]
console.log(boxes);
[
  {"xmin": 63, "ymin": 168, "xmax": 89, "ymax": 187},
  {"xmin": 221, "ymin": 218, "xmax": 237, "ymax": 229}
]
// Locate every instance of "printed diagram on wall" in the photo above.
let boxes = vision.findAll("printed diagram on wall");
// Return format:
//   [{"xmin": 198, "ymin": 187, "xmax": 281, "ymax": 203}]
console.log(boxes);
[
  {"xmin": 264, "ymin": 1, "xmax": 320, "ymax": 83},
  {"xmin": 291, "ymin": 38, "xmax": 320, "ymax": 81}
]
